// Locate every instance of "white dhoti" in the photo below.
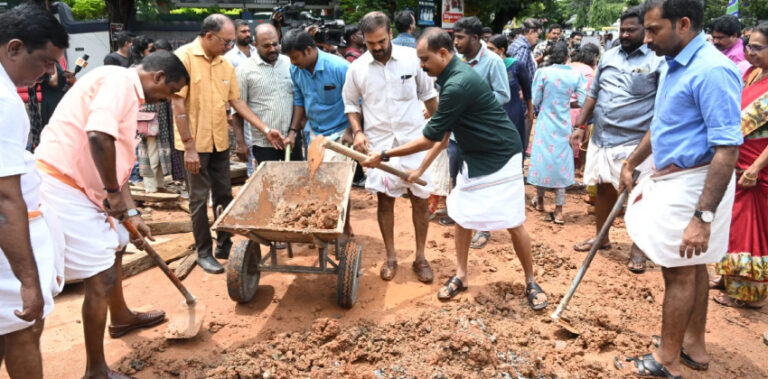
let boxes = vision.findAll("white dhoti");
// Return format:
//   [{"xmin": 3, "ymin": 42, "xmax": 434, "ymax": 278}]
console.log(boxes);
[
  {"xmin": 365, "ymin": 141, "xmax": 433, "ymax": 199},
  {"xmin": 583, "ymin": 142, "xmax": 654, "ymax": 190},
  {"xmin": 429, "ymin": 149, "xmax": 451, "ymax": 197},
  {"xmin": 0, "ymin": 207, "xmax": 65, "ymax": 335},
  {"xmin": 625, "ymin": 165, "xmax": 735, "ymax": 268},
  {"xmin": 39, "ymin": 172, "xmax": 129, "ymax": 281},
  {"xmin": 447, "ymin": 153, "xmax": 526, "ymax": 231}
]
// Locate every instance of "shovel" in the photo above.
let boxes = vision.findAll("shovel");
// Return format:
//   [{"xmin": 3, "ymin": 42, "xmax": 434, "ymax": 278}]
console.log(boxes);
[
  {"xmin": 308, "ymin": 135, "xmax": 427, "ymax": 186},
  {"xmin": 551, "ymin": 170, "xmax": 639, "ymax": 335},
  {"xmin": 123, "ymin": 219, "xmax": 206, "ymax": 339}
]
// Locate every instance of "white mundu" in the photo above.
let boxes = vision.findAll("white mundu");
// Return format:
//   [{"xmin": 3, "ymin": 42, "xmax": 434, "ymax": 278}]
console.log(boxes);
[
  {"xmin": 343, "ymin": 44, "xmax": 438, "ymax": 199},
  {"xmin": 0, "ymin": 64, "xmax": 64, "ymax": 335}
]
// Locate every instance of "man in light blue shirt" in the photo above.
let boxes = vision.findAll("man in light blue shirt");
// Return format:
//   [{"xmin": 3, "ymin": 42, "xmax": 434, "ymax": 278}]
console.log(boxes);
[
  {"xmin": 620, "ymin": 1, "xmax": 742, "ymax": 377},
  {"xmin": 392, "ymin": 10, "xmax": 418, "ymax": 49},
  {"xmin": 282, "ymin": 29, "xmax": 353, "ymax": 240},
  {"xmin": 453, "ymin": 16, "xmax": 511, "ymax": 249}
]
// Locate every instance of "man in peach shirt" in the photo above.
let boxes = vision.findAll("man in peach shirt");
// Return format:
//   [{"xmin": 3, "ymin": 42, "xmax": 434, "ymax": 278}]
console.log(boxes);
[
  {"xmin": 173, "ymin": 14, "xmax": 284, "ymax": 274},
  {"xmin": 35, "ymin": 51, "xmax": 188, "ymax": 379}
]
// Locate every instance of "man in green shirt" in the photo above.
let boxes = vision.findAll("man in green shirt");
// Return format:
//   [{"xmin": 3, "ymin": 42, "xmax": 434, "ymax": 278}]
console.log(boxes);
[{"xmin": 362, "ymin": 28, "xmax": 547, "ymax": 310}]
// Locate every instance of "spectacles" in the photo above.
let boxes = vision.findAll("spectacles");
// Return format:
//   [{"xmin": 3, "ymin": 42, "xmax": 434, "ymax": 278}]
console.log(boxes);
[
  {"xmin": 211, "ymin": 33, "xmax": 235, "ymax": 48},
  {"xmin": 746, "ymin": 44, "xmax": 768, "ymax": 53}
]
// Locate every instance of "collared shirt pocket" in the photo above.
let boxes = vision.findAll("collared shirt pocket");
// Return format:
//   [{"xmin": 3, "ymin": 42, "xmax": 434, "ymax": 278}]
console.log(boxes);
[
  {"xmin": 319, "ymin": 82, "xmax": 340, "ymax": 104},
  {"xmin": 392, "ymin": 73, "xmax": 416, "ymax": 101},
  {"xmin": 627, "ymin": 71, "xmax": 657, "ymax": 96}
]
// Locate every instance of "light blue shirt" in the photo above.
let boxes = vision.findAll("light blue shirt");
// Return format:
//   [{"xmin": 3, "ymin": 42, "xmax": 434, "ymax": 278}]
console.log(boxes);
[
  {"xmin": 651, "ymin": 32, "xmax": 742, "ymax": 169},
  {"xmin": 459, "ymin": 41, "xmax": 510, "ymax": 105},
  {"xmin": 291, "ymin": 50, "xmax": 350, "ymax": 136},
  {"xmin": 392, "ymin": 32, "xmax": 417, "ymax": 49}
]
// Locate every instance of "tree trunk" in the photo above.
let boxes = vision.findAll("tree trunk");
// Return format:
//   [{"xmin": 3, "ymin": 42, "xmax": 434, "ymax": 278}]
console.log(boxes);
[{"xmin": 105, "ymin": 0, "xmax": 135, "ymax": 50}]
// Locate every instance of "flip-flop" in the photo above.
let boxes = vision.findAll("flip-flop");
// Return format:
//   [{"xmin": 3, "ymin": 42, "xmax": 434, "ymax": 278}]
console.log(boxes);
[
  {"xmin": 437, "ymin": 276, "xmax": 467, "ymax": 301},
  {"xmin": 627, "ymin": 255, "xmax": 647, "ymax": 274},
  {"xmin": 470, "ymin": 231, "xmax": 490, "ymax": 249},
  {"xmin": 530, "ymin": 198, "xmax": 545, "ymax": 212},
  {"xmin": 573, "ymin": 239, "xmax": 612, "ymax": 252},
  {"xmin": 713, "ymin": 291, "xmax": 764, "ymax": 309},
  {"xmin": 709, "ymin": 276, "xmax": 724, "ymax": 290},
  {"xmin": 542, "ymin": 212, "xmax": 555, "ymax": 222},
  {"xmin": 553, "ymin": 217, "xmax": 565, "ymax": 225},
  {"xmin": 651, "ymin": 335, "xmax": 710, "ymax": 370},
  {"xmin": 627, "ymin": 353, "xmax": 681, "ymax": 378},
  {"xmin": 525, "ymin": 282, "xmax": 548, "ymax": 310},
  {"xmin": 380, "ymin": 261, "xmax": 398, "ymax": 281},
  {"xmin": 438, "ymin": 216, "xmax": 456, "ymax": 226}
]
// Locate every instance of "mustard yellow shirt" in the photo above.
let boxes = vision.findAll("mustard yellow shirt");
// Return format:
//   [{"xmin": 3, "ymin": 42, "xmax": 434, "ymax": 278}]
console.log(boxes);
[{"xmin": 174, "ymin": 38, "xmax": 240, "ymax": 152}]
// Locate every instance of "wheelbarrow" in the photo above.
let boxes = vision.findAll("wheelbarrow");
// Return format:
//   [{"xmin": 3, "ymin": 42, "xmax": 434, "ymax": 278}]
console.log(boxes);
[{"xmin": 211, "ymin": 161, "xmax": 362, "ymax": 308}]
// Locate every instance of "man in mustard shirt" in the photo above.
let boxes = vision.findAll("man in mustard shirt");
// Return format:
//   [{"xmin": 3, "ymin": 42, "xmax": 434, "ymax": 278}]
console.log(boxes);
[{"xmin": 173, "ymin": 14, "xmax": 285, "ymax": 274}]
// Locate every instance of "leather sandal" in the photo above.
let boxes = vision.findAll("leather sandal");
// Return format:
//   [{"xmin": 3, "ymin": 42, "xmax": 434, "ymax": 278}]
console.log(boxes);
[
  {"xmin": 525, "ymin": 282, "xmax": 548, "ymax": 310},
  {"xmin": 380, "ymin": 261, "xmax": 397, "ymax": 281},
  {"xmin": 108, "ymin": 310, "xmax": 166, "ymax": 338},
  {"xmin": 412, "ymin": 259, "xmax": 433, "ymax": 283},
  {"xmin": 437, "ymin": 276, "xmax": 467, "ymax": 301},
  {"xmin": 651, "ymin": 335, "xmax": 710, "ymax": 371},
  {"xmin": 627, "ymin": 353, "xmax": 681, "ymax": 378}
]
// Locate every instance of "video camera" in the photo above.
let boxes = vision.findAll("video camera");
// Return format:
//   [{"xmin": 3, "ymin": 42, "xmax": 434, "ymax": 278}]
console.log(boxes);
[{"xmin": 273, "ymin": 0, "xmax": 345, "ymax": 48}]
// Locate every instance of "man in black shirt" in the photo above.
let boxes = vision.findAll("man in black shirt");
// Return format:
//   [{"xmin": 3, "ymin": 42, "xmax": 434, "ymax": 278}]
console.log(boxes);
[{"xmin": 103, "ymin": 31, "xmax": 134, "ymax": 67}]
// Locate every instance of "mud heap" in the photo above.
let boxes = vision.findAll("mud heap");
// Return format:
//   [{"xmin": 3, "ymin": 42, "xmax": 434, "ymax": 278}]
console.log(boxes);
[{"xmin": 269, "ymin": 199, "xmax": 340, "ymax": 230}]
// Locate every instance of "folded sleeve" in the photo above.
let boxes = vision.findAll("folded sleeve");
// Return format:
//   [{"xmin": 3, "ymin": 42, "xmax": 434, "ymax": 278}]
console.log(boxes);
[
  {"xmin": 415, "ymin": 64, "xmax": 438, "ymax": 102},
  {"xmin": 174, "ymin": 49, "xmax": 191, "ymax": 99},
  {"xmin": 342, "ymin": 67, "xmax": 361, "ymax": 114},
  {"xmin": 291, "ymin": 67, "xmax": 305, "ymax": 107},
  {"xmin": 695, "ymin": 65, "xmax": 743, "ymax": 147},
  {"xmin": 423, "ymin": 83, "xmax": 469, "ymax": 141}
]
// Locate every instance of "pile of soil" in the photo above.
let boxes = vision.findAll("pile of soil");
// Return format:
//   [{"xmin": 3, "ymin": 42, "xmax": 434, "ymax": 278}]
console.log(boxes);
[{"xmin": 269, "ymin": 199, "xmax": 340, "ymax": 230}]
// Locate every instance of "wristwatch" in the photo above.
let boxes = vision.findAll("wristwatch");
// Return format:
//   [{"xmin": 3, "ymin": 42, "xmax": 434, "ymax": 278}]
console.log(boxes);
[
  {"xmin": 126, "ymin": 208, "xmax": 141, "ymax": 218},
  {"xmin": 381, "ymin": 150, "xmax": 390, "ymax": 162},
  {"xmin": 694, "ymin": 210, "xmax": 714, "ymax": 223},
  {"xmin": 264, "ymin": 127, "xmax": 271, "ymax": 135}
]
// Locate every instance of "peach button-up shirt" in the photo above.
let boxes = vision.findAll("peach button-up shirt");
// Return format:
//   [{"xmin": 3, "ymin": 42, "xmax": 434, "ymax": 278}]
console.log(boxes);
[
  {"xmin": 35, "ymin": 66, "xmax": 144, "ymax": 208},
  {"xmin": 173, "ymin": 38, "xmax": 240, "ymax": 153}
]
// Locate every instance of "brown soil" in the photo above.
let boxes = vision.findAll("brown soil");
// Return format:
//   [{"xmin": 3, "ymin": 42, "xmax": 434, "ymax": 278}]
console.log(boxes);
[
  {"xmin": 270, "ymin": 199, "xmax": 340, "ymax": 230},
  {"xmin": 28, "ymin": 186, "xmax": 768, "ymax": 379}
]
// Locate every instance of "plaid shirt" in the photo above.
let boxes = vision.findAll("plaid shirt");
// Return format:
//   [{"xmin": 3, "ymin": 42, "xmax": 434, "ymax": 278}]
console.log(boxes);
[{"xmin": 507, "ymin": 36, "xmax": 536, "ymax": 91}]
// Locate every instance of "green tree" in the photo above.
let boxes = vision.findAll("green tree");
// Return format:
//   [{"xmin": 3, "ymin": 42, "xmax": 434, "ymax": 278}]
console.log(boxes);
[{"xmin": 588, "ymin": 0, "xmax": 623, "ymax": 27}]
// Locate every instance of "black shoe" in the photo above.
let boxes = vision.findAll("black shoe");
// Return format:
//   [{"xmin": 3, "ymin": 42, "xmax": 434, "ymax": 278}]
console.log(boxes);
[
  {"xmin": 197, "ymin": 255, "xmax": 225, "ymax": 274},
  {"xmin": 214, "ymin": 243, "xmax": 232, "ymax": 259},
  {"xmin": 352, "ymin": 176, "xmax": 367, "ymax": 188}
]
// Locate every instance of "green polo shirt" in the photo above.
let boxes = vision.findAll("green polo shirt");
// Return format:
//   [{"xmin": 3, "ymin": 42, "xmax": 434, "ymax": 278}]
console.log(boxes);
[{"xmin": 423, "ymin": 55, "xmax": 522, "ymax": 178}]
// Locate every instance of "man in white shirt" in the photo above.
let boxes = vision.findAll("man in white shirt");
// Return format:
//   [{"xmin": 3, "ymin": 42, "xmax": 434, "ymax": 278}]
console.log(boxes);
[
  {"xmin": 343, "ymin": 12, "xmax": 438, "ymax": 283},
  {"xmin": 225, "ymin": 19, "xmax": 257, "ymax": 175},
  {"xmin": 0, "ymin": 5, "xmax": 68, "ymax": 377},
  {"xmin": 237, "ymin": 24, "xmax": 301, "ymax": 163}
]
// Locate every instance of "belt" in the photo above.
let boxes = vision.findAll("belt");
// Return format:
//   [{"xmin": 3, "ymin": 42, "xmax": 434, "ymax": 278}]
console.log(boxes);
[{"xmin": 651, "ymin": 162, "xmax": 709, "ymax": 178}]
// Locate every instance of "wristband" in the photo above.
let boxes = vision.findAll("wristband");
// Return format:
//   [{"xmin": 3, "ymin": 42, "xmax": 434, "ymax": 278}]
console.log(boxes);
[
  {"xmin": 264, "ymin": 127, "xmax": 271, "ymax": 135},
  {"xmin": 289, "ymin": 129, "xmax": 299, "ymax": 134},
  {"xmin": 182, "ymin": 136, "xmax": 194, "ymax": 143},
  {"xmin": 174, "ymin": 114, "xmax": 188, "ymax": 118},
  {"xmin": 105, "ymin": 185, "xmax": 120, "ymax": 194},
  {"xmin": 577, "ymin": 124, "xmax": 587, "ymax": 131},
  {"xmin": 126, "ymin": 208, "xmax": 141, "ymax": 218}
]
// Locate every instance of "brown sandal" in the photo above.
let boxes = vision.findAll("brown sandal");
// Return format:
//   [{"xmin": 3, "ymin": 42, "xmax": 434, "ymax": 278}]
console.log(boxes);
[
  {"xmin": 713, "ymin": 291, "xmax": 763, "ymax": 309},
  {"xmin": 412, "ymin": 259, "xmax": 433, "ymax": 283},
  {"xmin": 108, "ymin": 310, "xmax": 166, "ymax": 338},
  {"xmin": 573, "ymin": 238, "xmax": 612, "ymax": 252},
  {"xmin": 380, "ymin": 261, "xmax": 398, "ymax": 281}
]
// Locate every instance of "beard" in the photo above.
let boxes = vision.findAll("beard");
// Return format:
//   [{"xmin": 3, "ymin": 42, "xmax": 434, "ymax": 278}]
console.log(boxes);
[
  {"xmin": 371, "ymin": 42, "xmax": 392, "ymax": 61},
  {"xmin": 237, "ymin": 36, "xmax": 252, "ymax": 46},
  {"xmin": 260, "ymin": 51, "xmax": 279, "ymax": 63}
]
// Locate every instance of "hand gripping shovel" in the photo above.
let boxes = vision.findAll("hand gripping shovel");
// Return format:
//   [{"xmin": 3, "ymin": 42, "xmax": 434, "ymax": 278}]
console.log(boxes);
[
  {"xmin": 307, "ymin": 135, "xmax": 427, "ymax": 185},
  {"xmin": 551, "ymin": 170, "xmax": 640, "ymax": 335},
  {"xmin": 123, "ymin": 220, "xmax": 206, "ymax": 339}
]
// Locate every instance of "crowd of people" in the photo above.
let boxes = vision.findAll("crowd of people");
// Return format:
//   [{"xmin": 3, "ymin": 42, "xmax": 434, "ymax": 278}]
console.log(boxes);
[{"xmin": 0, "ymin": 0, "xmax": 767, "ymax": 378}]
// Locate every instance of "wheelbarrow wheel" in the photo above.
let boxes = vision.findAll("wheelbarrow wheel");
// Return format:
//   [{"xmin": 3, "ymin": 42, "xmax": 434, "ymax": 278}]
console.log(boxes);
[
  {"xmin": 227, "ymin": 240, "xmax": 261, "ymax": 303},
  {"xmin": 337, "ymin": 240, "xmax": 361, "ymax": 309}
]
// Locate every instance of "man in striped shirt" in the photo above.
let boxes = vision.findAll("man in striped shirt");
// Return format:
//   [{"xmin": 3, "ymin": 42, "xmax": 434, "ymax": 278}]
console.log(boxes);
[{"xmin": 236, "ymin": 24, "xmax": 301, "ymax": 163}]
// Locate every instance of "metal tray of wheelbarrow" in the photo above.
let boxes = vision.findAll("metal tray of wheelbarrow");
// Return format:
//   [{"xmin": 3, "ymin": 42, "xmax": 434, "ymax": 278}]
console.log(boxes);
[{"xmin": 212, "ymin": 161, "xmax": 355, "ymax": 244}]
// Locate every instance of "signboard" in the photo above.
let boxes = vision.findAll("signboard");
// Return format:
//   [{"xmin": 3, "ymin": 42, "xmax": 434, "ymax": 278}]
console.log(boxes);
[
  {"xmin": 109, "ymin": 23, "xmax": 124, "ymax": 41},
  {"xmin": 441, "ymin": 0, "xmax": 464, "ymax": 29},
  {"xmin": 418, "ymin": 1, "xmax": 435, "ymax": 26}
]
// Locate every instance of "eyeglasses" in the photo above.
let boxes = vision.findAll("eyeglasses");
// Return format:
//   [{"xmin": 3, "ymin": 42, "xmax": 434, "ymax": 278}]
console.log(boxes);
[
  {"xmin": 211, "ymin": 33, "xmax": 235, "ymax": 48},
  {"xmin": 746, "ymin": 44, "xmax": 768, "ymax": 53}
]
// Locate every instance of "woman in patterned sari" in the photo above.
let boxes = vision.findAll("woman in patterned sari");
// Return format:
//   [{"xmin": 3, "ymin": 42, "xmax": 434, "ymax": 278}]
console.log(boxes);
[{"xmin": 715, "ymin": 23, "xmax": 768, "ymax": 309}]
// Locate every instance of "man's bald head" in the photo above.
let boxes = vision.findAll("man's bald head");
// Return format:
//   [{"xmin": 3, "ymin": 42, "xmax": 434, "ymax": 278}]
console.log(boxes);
[
  {"xmin": 419, "ymin": 27, "xmax": 454, "ymax": 53},
  {"xmin": 254, "ymin": 23, "xmax": 281, "ymax": 64},
  {"xmin": 254, "ymin": 23, "xmax": 278, "ymax": 43},
  {"xmin": 416, "ymin": 27, "xmax": 455, "ymax": 77}
]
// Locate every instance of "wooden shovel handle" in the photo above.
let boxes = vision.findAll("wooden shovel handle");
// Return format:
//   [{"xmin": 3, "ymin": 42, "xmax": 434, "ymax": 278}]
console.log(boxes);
[
  {"xmin": 323, "ymin": 139, "xmax": 428, "ymax": 186},
  {"xmin": 123, "ymin": 220, "xmax": 197, "ymax": 305}
]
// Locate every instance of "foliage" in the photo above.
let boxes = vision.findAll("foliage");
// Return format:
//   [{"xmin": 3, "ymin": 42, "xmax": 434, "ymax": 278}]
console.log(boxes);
[
  {"xmin": 69, "ymin": 0, "xmax": 107, "ymax": 19},
  {"xmin": 169, "ymin": 5, "xmax": 242, "ymax": 19},
  {"xmin": 136, "ymin": 0, "xmax": 161, "ymax": 20},
  {"xmin": 588, "ymin": 0, "xmax": 623, "ymax": 28},
  {"xmin": 338, "ymin": 0, "xmax": 393, "ymax": 24}
]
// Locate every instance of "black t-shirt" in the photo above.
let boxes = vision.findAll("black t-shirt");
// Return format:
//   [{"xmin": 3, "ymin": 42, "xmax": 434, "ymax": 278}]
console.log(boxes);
[{"xmin": 103, "ymin": 52, "xmax": 129, "ymax": 67}]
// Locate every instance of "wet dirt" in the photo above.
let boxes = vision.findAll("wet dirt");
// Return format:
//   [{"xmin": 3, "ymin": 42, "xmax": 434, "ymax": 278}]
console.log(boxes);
[
  {"xmin": 269, "ymin": 199, "xmax": 340, "ymax": 230},
  {"xmin": 32, "ymin": 186, "xmax": 768, "ymax": 379}
]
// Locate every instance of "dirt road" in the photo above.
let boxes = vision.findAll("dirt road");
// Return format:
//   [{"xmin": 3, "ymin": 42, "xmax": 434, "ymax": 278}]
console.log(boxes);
[{"xmin": 21, "ymin": 187, "xmax": 768, "ymax": 378}]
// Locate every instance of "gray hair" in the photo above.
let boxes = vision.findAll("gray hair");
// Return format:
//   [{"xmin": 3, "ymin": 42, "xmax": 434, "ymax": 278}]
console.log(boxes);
[{"xmin": 200, "ymin": 14, "xmax": 232, "ymax": 36}]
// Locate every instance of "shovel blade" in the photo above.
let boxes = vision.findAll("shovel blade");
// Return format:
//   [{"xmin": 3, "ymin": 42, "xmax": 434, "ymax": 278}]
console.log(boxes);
[
  {"xmin": 307, "ymin": 135, "xmax": 326, "ymax": 181},
  {"xmin": 554, "ymin": 316, "xmax": 581, "ymax": 336},
  {"xmin": 164, "ymin": 300, "xmax": 206, "ymax": 339}
]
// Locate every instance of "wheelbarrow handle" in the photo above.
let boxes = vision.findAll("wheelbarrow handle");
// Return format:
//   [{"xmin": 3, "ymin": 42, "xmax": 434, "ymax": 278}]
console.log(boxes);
[
  {"xmin": 123, "ymin": 220, "xmax": 198, "ymax": 305},
  {"xmin": 551, "ymin": 170, "xmax": 640, "ymax": 320}
]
